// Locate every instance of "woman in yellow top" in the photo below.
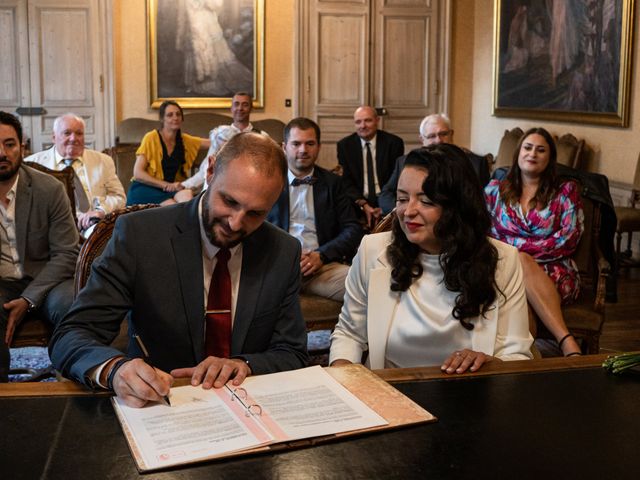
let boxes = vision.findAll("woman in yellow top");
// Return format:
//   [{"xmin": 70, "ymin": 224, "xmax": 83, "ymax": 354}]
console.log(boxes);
[{"xmin": 126, "ymin": 100, "xmax": 210, "ymax": 206}]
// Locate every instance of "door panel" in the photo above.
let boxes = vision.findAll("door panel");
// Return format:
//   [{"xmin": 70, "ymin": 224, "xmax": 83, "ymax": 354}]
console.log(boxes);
[
  {"xmin": 28, "ymin": 0, "xmax": 102, "ymax": 151},
  {"xmin": 373, "ymin": 0, "xmax": 440, "ymax": 143},
  {"xmin": 0, "ymin": 0, "xmax": 105, "ymax": 152},
  {"xmin": 300, "ymin": 0, "xmax": 449, "ymax": 169},
  {"xmin": 0, "ymin": 1, "xmax": 32, "ymax": 143}
]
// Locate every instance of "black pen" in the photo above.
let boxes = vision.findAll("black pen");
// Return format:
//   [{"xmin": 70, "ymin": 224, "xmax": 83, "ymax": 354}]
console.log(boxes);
[{"xmin": 133, "ymin": 333, "xmax": 171, "ymax": 406}]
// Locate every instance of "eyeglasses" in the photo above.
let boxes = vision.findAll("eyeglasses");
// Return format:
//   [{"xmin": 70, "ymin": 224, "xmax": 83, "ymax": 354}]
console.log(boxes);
[{"xmin": 422, "ymin": 130, "xmax": 452, "ymax": 141}]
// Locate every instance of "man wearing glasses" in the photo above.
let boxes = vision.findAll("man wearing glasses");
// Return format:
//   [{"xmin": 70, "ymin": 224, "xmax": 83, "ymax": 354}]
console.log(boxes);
[{"xmin": 378, "ymin": 113, "xmax": 491, "ymax": 214}]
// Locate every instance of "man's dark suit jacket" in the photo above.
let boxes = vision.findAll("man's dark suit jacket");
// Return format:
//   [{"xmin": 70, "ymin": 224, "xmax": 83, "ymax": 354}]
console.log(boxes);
[
  {"xmin": 337, "ymin": 130, "xmax": 404, "ymax": 205},
  {"xmin": 378, "ymin": 148, "xmax": 492, "ymax": 214},
  {"xmin": 50, "ymin": 195, "xmax": 309, "ymax": 386},
  {"xmin": 267, "ymin": 166, "xmax": 363, "ymax": 263}
]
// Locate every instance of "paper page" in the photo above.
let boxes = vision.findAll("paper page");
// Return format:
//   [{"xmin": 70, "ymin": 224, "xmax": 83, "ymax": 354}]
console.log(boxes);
[
  {"xmin": 242, "ymin": 365, "xmax": 388, "ymax": 442},
  {"xmin": 112, "ymin": 385, "xmax": 274, "ymax": 470}
]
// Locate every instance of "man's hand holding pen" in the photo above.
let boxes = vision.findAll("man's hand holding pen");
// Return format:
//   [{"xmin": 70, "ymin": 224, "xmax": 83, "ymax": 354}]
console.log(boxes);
[{"xmin": 108, "ymin": 358, "xmax": 173, "ymax": 408}]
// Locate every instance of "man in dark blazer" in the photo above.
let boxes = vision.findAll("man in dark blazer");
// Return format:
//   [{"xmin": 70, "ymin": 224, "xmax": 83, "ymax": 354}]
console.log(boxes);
[
  {"xmin": 378, "ymin": 113, "xmax": 491, "ymax": 214},
  {"xmin": 50, "ymin": 133, "xmax": 308, "ymax": 407},
  {"xmin": 268, "ymin": 118, "xmax": 362, "ymax": 301},
  {"xmin": 0, "ymin": 112, "xmax": 79, "ymax": 382},
  {"xmin": 337, "ymin": 106, "xmax": 404, "ymax": 228}
]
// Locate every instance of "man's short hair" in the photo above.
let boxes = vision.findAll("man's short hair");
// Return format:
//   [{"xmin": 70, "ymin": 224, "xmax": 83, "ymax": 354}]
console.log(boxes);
[
  {"xmin": 53, "ymin": 113, "xmax": 86, "ymax": 134},
  {"xmin": 419, "ymin": 113, "xmax": 451, "ymax": 135},
  {"xmin": 0, "ymin": 111, "xmax": 23, "ymax": 143},
  {"xmin": 214, "ymin": 132, "xmax": 287, "ymax": 186},
  {"xmin": 283, "ymin": 117, "xmax": 321, "ymax": 144}
]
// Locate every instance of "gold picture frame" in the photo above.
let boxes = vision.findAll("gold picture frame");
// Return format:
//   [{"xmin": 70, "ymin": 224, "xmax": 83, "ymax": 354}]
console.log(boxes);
[
  {"xmin": 148, "ymin": 0, "xmax": 264, "ymax": 109},
  {"xmin": 493, "ymin": 0, "xmax": 635, "ymax": 127}
]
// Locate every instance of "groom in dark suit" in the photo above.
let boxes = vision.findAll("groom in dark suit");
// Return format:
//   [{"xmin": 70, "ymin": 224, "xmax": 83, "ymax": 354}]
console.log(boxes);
[
  {"xmin": 337, "ymin": 106, "xmax": 404, "ymax": 228},
  {"xmin": 50, "ymin": 132, "xmax": 308, "ymax": 407},
  {"xmin": 268, "ymin": 118, "xmax": 362, "ymax": 301}
]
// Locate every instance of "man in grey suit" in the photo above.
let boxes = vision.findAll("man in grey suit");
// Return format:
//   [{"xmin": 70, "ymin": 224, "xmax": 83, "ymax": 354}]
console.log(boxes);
[
  {"xmin": 50, "ymin": 132, "xmax": 308, "ymax": 407},
  {"xmin": 0, "ymin": 112, "xmax": 79, "ymax": 382}
]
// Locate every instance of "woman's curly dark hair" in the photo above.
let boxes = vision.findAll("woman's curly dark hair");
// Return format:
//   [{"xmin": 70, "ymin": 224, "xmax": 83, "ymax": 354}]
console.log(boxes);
[
  {"xmin": 499, "ymin": 127, "xmax": 559, "ymax": 209},
  {"xmin": 387, "ymin": 144, "xmax": 499, "ymax": 330}
]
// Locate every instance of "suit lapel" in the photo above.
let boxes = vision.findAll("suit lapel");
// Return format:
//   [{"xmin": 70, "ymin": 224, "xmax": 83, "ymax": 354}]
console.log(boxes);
[
  {"xmin": 277, "ymin": 188, "xmax": 290, "ymax": 231},
  {"xmin": 171, "ymin": 199, "xmax": 206, "ymax": 361},
  {"xmin": 14, "ymin": 168, "xmax": 32, "ymax": 263},
  {"xmin": 350, "ymin": 135, "xmax": 364, "ymax": 188},
  {"xmin": 233, "ymin": 227, "xmax": 267, "ymax": 354},
  {"xmin": 366, "ymin": 250, "xmax": 399, "ymax": 369},
  {"xmin": 312, "ymin": 170, "xmax": 329, "ymax": 238},
  {"xmin": 375, "ymin": 132, "xmax": 387, "ymax": 182}
]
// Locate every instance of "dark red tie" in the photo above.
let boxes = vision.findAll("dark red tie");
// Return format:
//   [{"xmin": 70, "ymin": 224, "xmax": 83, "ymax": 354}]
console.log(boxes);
[{"xmin": 205, "ymin": 248, "xmax": 232, "ymax": 358}]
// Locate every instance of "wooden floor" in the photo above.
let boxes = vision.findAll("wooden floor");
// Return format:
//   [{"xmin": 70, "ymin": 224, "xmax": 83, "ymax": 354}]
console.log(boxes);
[{"xmin": 599, "ymin": 267, "xmax": 640, "ymax": 353}]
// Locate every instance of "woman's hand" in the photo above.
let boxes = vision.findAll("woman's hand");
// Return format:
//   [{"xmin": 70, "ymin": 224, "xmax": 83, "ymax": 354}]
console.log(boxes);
[
  {"xmin": 163, "ymin": 181, "xmax": 184, "ymax": 192},
  {"xmin": 441, "ymin": 349, "xmax": 493, "ymax": 374}
]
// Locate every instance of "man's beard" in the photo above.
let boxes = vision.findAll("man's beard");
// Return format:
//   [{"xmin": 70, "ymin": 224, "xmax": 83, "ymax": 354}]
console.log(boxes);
[
  {"xmin": 0, "ymin": 156, "xmax": 21, "ymax": 181},
  {"xmin": 201, "ymin": 193, "xmax": 246, "ymax": 248}
]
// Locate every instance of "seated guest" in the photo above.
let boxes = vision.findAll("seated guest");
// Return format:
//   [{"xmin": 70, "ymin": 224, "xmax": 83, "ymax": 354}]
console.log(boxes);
[
  {"xmin": 267, "ymin": 118, "xmax": 363, "ymax": 301},
  {"xmin": 50, "ymin": 132, "xmax": 308, "ymax": 407},
  {"xmin": 26, "ymin": 113, "xmax": 126, "ymax": 238},
  {"xmin": 378, "ymin": 113, "xmax": 491, "ymax": 214},
  {"xmin": 126, "ymin": 100, "xmax": 210, "ymax": 206},
  {"xmin": 0, "ymin": 112, "xmax": 79, "ymax": 382},
  {"xmin": 337, "ymin": 106, "xmax": 404, "ymax": 229},
  {"xmin": 329, "ymin": 145, "xmax": 533, "ymax": 372},
  {"xmin": 182, "ymin": 92, "xmax": 268, "ymax": 192},
  {"xmin": 182, "ymin": 126, "xmax": 237, "ymax": 193},
  {"xmin": 485, "ymin": 127, "xmax": 583, "ymax": 356}
]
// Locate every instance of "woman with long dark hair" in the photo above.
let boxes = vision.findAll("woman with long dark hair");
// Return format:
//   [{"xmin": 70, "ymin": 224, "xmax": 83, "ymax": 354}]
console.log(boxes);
[
  {"xmin": 485, "ymin": 127, "xmax": 584, "ymax": 356},
  {"xmin": 330, "ymin": 144, "xmax": 532, "ymax": 373},
  {"xmin": 127, "ymin": 100, "xmax": 210, "ymax": 206}
]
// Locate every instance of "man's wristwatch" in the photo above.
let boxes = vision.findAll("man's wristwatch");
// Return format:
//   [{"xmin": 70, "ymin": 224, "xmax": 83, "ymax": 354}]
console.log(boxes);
[
  {"xmin": 318, "ymin": 252, "xmax": 329, "ymax": 264},
  {"xmin": 21, "ymin": 296, "xmax": 37, "ymax": 313}
]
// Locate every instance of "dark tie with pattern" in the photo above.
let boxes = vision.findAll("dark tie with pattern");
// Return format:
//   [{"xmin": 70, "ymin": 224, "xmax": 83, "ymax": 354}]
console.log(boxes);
[
  {"xmin": 63, "ymin": 158, "xmax": 90, "ymax": 212},
  {"xmin": 291, "ymin": 175, "xmax": 317, "ymax": 186},
  {"xmin": 205, "ymin": 248, "xmax": 232, "ymax": 358},
  {"xmin": 365, "ymin": 142, "xmax": 377, "ymax": 205}
]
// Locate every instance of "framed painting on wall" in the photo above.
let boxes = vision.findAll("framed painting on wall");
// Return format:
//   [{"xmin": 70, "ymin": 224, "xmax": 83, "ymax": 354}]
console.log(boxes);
[
  {"xmin": 493, "ymin": 0, "xmax": 635, "ymax": 126},
  {"xmin": 148, "ymin": 0, "xmax": 264, "ymax": 109}
]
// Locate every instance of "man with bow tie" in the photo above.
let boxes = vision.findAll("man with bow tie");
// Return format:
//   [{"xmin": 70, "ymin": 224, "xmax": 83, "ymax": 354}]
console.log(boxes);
[
  {"xmin": 26, "ymin": 113, "xmax": 126, "ymax": 238},
  {"xmin": 267, "ymin": 118, "xmax": 362, "ymax": 301}
]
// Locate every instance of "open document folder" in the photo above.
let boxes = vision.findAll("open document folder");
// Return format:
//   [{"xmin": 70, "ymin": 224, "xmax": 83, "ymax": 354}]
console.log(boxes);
[{"xmin": 112, "ymin": 364, "xmax": 436, "ymax": 472}]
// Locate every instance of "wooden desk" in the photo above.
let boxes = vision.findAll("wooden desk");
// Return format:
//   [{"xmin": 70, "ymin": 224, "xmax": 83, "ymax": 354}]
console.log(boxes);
[{"xmin": 1, "ymin": 355, "xmax": 639, "ymax": 479}]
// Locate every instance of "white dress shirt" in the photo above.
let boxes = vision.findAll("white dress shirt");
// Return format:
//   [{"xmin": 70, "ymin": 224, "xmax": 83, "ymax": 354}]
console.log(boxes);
[
  {"xmin": 287, "ymin": 169, "xmax": 319, "ymax": 252},
  {"xmin": 0, "ymin": 175, "xmax": 23, "ymax": 279}
]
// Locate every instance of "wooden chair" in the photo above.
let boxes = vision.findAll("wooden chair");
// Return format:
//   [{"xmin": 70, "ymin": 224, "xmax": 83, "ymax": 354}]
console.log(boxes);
[
  {"xmin": 24, "ymin": 161, "xmax": 77, "ymax": 221},
  {"xmin": 74, "ymin": 204, "xmax": 159, "ymax": 294},
  {"xmin": 555, "ymin": 133, "xmax": 585, "ymax": 169},
  {"xmin": 614, "ymin": 153, "xmax": 640, "ymax": 268},
  {"xmin": 494, "ymin": 127, "xmax": 524, "ymax": 170},
  {"xmin": 533, "ymin": 194, "xmax": 610, "ymax": 354}
]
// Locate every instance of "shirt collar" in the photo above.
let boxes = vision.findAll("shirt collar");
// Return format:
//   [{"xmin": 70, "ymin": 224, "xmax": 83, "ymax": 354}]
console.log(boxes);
[
  {"xmin": 5, "ymin": 173, "xmax": 19, "ymax": 201},
  {"xmin": 198, "ymin": 194, "xmax": 241, "ymax": 261},
  {"xmin": 288, "ymin": 168, "xmax": 315, "ymax": 185},
  {"xmin": 360, "ymin": 135, "xmax": 377, "ymax": 149},
  {"xmin": 54, "ymin": 147, "xmax": 83, "ymax": 166}
]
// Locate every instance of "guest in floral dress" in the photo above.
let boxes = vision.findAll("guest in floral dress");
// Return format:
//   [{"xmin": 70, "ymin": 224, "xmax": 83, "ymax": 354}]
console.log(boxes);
[{"xmin": 485, "ymin": 127, "xmax": 584, "ymax": 356}]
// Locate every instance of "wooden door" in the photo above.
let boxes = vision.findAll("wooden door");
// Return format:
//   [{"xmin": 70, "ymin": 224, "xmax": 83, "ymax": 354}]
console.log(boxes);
[
  {"xmin": 297, "ymin": 0, "xmax": 450, "ymax": 169},
  {"xmin": 0, "ymin": 0, "xmax": 110, "ymax": 153}
]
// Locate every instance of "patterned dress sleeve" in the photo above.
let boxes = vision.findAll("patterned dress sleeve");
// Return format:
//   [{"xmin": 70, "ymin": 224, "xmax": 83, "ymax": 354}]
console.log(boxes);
[{"xmin": 521, "ymin": 180, "xmax": 584, "ymax": 263}]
